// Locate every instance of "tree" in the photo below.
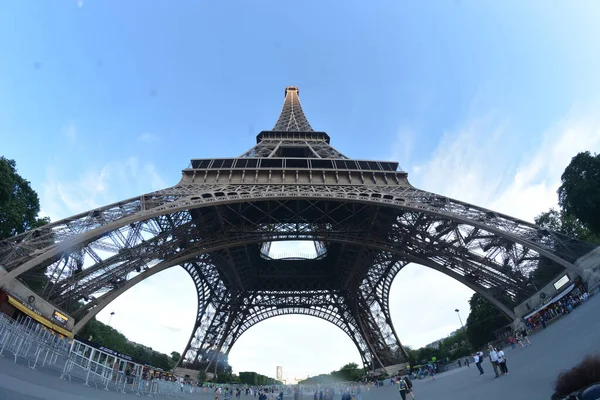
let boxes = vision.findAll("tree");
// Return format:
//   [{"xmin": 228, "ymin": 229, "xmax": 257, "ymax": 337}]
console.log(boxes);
[
  {"xmin": 535, "ymin": 208, "xmax": 599, "ymax": 244},
  {"xmin": 78, "ymin": 317, "xmax": 183, "ymax": 371},
  {"xmin": 336, "ymin": 362, "xmax": 363, "ymax": 382},
  {"xmin": 465, "ymin": 293, "xmax": 511, "ymax": 349},
  {"xmin": 558, "ymin": 151, "xmax": 600, "ymax": 235},
  {"xmin": 198, "ymin": 370, "xmax": 207, "ymax": 383},
  {"xmin": 0, "ymin": 157, "xmax": 49, "ymax": 240},
  {"xmin": 171, "ymin": 351, "xmax": 181, "ymax": 362}
]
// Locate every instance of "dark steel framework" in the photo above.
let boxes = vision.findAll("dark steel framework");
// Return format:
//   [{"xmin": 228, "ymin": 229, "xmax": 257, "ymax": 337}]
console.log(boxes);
[{"xmin": 0, "ymin": 87, "xmax": 595, "ymax": 371}]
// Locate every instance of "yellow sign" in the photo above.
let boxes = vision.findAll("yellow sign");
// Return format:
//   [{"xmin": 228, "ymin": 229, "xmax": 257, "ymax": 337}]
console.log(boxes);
[
  {"xmin": 7, "ymin": 296, "xmax": 73, "ymax": 338},
  {"xmin": 52, "ymin": 310, "xmax": 69, "ymax": 325}
]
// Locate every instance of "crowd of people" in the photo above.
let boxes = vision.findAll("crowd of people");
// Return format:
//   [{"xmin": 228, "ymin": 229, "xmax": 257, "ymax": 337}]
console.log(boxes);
[{"xmin": 525, "ymin": 289, "xmax": 589, "ymax": 330}]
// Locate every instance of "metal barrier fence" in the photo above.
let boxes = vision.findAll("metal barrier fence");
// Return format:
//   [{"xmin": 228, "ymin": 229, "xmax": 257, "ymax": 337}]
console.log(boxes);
[
  {"xmin": 0, "ymin": 314, "xmax": 206, "ymax": 397},
  {"xmin": 0, "ymin": 313, "xmax": 70, "ymax": 373},
  {"xmin": 60, "ymin": 337, "xmax": 207, "ymax": 396}
]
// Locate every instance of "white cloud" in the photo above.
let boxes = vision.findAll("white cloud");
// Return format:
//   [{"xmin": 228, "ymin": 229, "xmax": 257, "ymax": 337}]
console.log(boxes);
[
  {"xmin": 489, "ymin": 106, "xmax": 600, "ymax": 220},
  {"xmin": 137, "ymin": 133, "xmax": 160, "ymax": 143},
  {"xmin": 41, "ymin": 156, "xmax": 167, "ymax": 220},
  {"xmin": 389, "ymin": 102, "xmax": 600, "ymax": 350},
  {"xmin": 390, "ymin": 126, "xmax": 415, "ymax": 170}
]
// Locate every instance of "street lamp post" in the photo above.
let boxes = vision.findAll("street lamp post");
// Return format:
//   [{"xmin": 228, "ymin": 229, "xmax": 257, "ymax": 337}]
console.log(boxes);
[
  {"xmin": 455, "ymin": 309, "xmax": 464, "ymax": 328},
  {"xmin": 108, "ymin": 311, "xmax": 115, "ymax": 326}
]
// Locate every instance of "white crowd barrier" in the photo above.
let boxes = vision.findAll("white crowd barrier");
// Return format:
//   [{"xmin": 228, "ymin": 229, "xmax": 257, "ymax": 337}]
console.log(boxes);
[
  {"xmin": 0, "ymin": 313, "xmax": 70, "ymax": 372},
  {"xmin": 0, "ymin": 313, "xmax": 207, "ymax": 397}
]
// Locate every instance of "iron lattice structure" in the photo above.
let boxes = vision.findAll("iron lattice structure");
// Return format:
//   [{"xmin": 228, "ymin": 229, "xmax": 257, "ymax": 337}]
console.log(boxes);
[{"xmin": 0, "ymin": 86, "xmax": 596, "ymax": 371}]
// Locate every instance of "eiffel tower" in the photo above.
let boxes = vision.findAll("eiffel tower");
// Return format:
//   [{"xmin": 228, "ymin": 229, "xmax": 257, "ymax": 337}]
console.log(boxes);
[{"xmin": 0, "ymin": 86, "xmax": 597, "ymax": 372}]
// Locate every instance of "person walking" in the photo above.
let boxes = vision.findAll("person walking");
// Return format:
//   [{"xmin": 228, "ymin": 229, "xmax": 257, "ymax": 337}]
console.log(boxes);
[
  {"xmin": 397, "ymin": 377, "xmax": 410, "ymax": 400},
  {"xmin": 508, "ymin": 336, "xmax": 515, "ymax": 349},
  {"xmin": 515, "ymin": 332, "xmax": 525, "ymax": 348},
  {"xmin": 403, "ymin": 377, "xmax": 416, "ymax": 400},
  {"xmin": 497, "ymin": 348, "xmax": 508, "ymax": 375},
  {"xmin": 520, "ymin": 327, "xmax": 531, "ymax": 346},
  {"xmin": 474, "ymin": 352, "xmax": 484, "ymax": 375},
  {"xmin": 488, "ymin": 346, "xmax": 500, "ymax": 378}
]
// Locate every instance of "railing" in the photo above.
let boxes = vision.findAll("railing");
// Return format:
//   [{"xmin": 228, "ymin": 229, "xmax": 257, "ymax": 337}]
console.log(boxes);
[
  {"xmin": 0, "ymin": 313, "xmax": 206, "ymax": 397},
  {"xmin": 0, "ymin": 313, "xmax": 70, "ymax": 372}
]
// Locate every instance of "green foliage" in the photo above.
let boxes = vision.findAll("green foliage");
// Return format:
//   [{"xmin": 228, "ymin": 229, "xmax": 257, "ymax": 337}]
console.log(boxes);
[
  {"xmin": 466, "ymin": 293, "xmax": 510, "ymax": 349},
  {"xmin": 171, "ymin": 351, "xmax": 181, "ymax": 362},
  {"xmin": 532, "ymin": 154, "xmax": 600, "ymax": 290},
  {"xmin": 404, "ymin": 329, "xmax": 471, "ymax": 366},
  {"xmin": 298, "ymin": 362, "xmax": 364, "ymax": 384},
  {"xmin": 535, "ymin": 208, "xmax": 599, "ymax": 244},
  {"xmin": 558, "ymin": 151, "xmax": 600, "ymax": 235},
  {"xmin": 215, "ymin": 370, "xmax": 234, "ymax": 383},
  {"xmin": 188, "ymin": 349, "xmax": 232, "ymax": 379},
  {"xmin": 78, "ymin": 318, "xmax": 179, "ymax": 371},
  {"xmin": 0, "ymin": 157, "xmax": 53, "ymax": 292},
  {"xmin": 331, "ymin": 362, "xmax": 362, "ymax": 382},
  {"xmin": 0, "ymin": 156, "xmax": 49, "ymax": 240},
  {"xmin": 239, "ymin": 371, "xmax": 282, "ymax": 385},
  {"xmin": 198, "ymin": 370, "xmax": 207, "ymax": 382}
]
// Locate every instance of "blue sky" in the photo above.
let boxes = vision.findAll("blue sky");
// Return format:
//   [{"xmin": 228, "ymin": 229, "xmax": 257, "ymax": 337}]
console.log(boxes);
[{"xmin": 2, "ymin": 0, "xmax": 600, "ymax": 381}]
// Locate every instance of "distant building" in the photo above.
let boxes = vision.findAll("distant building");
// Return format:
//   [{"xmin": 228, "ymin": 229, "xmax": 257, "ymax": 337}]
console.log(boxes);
[{"xmin": 276, "ymin": 366, "xmax": 283, "ymax": 381}]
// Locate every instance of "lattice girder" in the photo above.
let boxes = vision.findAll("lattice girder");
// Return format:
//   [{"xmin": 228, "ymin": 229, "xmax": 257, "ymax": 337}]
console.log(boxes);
[
  {"xmin": 273, "ymin": 87, "xmax": 314, "ymax": 132},
  {"xmin": 1, "ymin": 184, "xmax": 590, "ymax": 282},
  {"xmin": 182, "ymin": 289, "xmax": 403, "ymax": 371},
  {"xmin": 1, "ymin": 191, "xmax": 594, "ymax": 318},
  {"xmin": 4, "ymin": 198, "xmax": 581, "ymax": 371}
]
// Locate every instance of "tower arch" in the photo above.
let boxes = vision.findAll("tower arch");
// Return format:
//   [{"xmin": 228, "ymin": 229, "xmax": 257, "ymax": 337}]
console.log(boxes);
[{"xmin": 0, "ymin": 87, "xmax": 596, "ymax": 371}]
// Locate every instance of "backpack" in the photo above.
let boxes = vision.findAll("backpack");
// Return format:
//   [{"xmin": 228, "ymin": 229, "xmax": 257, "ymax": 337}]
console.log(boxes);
[{"xmin": 404, "ymin": 378, "xmax": 412, "ymax": 389}]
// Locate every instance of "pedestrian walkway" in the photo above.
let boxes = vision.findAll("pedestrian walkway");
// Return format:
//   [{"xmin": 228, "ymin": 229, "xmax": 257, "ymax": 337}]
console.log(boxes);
[
  {"xmin": 1, "ymin": 294, "xmax": 600, "ymax": 399},
  {"xmin": 363, "ymin": 293, "xmax": 600, "ymax": 400}
]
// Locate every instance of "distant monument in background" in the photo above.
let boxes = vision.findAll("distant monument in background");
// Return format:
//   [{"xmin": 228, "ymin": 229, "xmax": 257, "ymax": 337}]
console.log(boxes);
[{"xmin": 276, "ymin": 366, "xmax": 283, "ymax": 381}]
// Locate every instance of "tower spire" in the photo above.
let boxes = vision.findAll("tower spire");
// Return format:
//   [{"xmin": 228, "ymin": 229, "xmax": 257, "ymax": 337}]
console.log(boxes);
[{"xmin": 273, "ymin": 86, "xmax": 314, "ymax": 132}]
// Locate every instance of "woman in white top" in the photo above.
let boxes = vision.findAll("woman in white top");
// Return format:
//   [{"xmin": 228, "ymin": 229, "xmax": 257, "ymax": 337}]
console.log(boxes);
[{"xmin": 496, "ymin": 348, "xmax": 508, "ymax": 375}]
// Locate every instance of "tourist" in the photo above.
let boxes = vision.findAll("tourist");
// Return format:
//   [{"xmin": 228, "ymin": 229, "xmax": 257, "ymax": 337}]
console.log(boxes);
[
  {"xmin": 474, "ymin": 352, "xmax": 484, "ymax": 375},
  {"xmin": 397, "ymin": 377, "xmax": 408, "ymax": 400},
  {"xmin": 496, "ymin": 347, "xmax": 508, "ymax": 375},
  {"xmin": 341, "ymin": 388, "xmax": 352, "ymax": 400},
  {"xmin": 488, "ymin": 345, "xmax": 500, "ymax": 378},
  {"xmin": 520, "ymin": 327, "xmax": 531, "ymax": 346},
  {"xmin": 508, "ymin": 336, "xmax": 515, "ymax": 349},
  {"xmin": 403, "ymin": 377, "xmax": 416, "ymax": 399},
  {"xmin": 515, "ymin": 332, "xmax": 525, "ymax": 348},
  {"xmin": 428, "ymin": 365, "xmax": 436, "ymax": 380}
]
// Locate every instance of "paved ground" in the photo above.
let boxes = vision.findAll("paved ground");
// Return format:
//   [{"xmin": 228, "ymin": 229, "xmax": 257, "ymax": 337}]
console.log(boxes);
[
  {"xmin": 362, "ymin": 293, "xmax": 600, "ymax": 400},
  {"xmin": 1, "ymin": 294, "xmax": 599, "ymax": 399}
]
